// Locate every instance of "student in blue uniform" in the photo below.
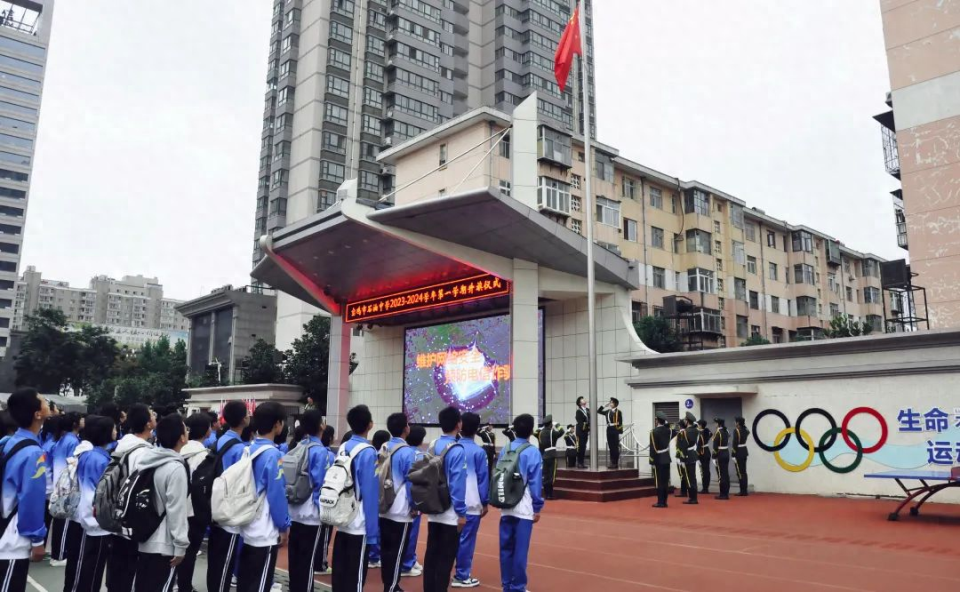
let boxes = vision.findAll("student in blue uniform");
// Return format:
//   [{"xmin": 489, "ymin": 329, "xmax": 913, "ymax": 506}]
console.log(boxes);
[
  {"xmin": 287, "ymin": 410, "xmax": 329, "ymax": 592},
  {"xmin": 331, "ymin": 405, "xmax": 379, "ymax": 592},
  {"xmin": 313, "ymin": 425, "xmax": 336, "ymax": 577},
  {"xmin": 206, "ymin": 401, "xmax": 250, "ymax": 592},
  {"xmin": 69, "ymin": 415, "xmax": 115, "ymax": 592},
  {"xmin": 498, "ymin": 413, "xmax": 543, "ymax": 592},
  {"xmin": 203, "ymin": 412, "xmax": 219, "ymax": 448},
  {"xmin": 424, "ymin": 407, "xmax": 467, "ymax": 592},
  {"xmin": 39, "ymin": 414, "xmax": 57, "ymax": 554},
  {"xmin": 367, "ymin": 429, "xmax": 391, "ymax": 570},
  {"xmin": 0, "ymin": 387, "xmax": 52, "ymax": 591},
  {"xmin": 49, "ymin": 412, "xmax": 82, "ymax": 566},
  {"xmin": 452, "ymin": 412, "xmax": 489, "ymax": 589},
  {"xmin": 400, "ymin": 425, "xmax": 426, "ymax": 578},
  {"xmin": 378, "ymin": 413, "xmax": 416, "ymax": 592}
]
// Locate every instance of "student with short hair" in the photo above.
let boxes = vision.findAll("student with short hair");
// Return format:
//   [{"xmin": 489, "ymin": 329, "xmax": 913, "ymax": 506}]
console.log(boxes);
[
  {"xmin": 0, "ymin": 388, "xmax": 51, "ymax": 591},
  {"xmin": 331, "ymin": 405, "xmax": 379, "ymax": 592},
  {"xmin": 133, "ymin": 414, "xmax": 191, "ymax": 592},
  {"xmin": 451, "ymin": 413, "xmax": 488, "ymax": 588},
  {"xmin": 424, "ymin": 407, "xmax": 467, "ymax": 592},
  {"xmin": 69, "ymin": 415, "xmax": 116, "ymax": 592},
  {"xmin": 206, "ymin": 401, "xmax": 250, "ymax": 592},
  {"xmin": 379, "ymin": 413, "xmax": 416, "ymax": 592},
  {"xmin": 105, "ymin": 404, "xmax": 156, "ymax": 592},
  {"xmin": 49, "ymin": 412, "xmax": 82, "ymax": 567},
  {"xmin": 204, "ymin": 412, "xmax": 219, "ymax": 448},
  {"xmin": 498, "ymin": 413, "xmax": 544, "ymax": 592},
  {"xmin": 177, "ymin": 413, "xmax": 213, "ymax": 592},
  {"xmin": 287, "ymin": 410, "xmax": 329, "ymax": 592},
  {"xmin": 399, "ymin": 425, "xmax": 427, "ymax": 579},
  {"xmin": 237, "ymin": 402, "xmax": 291, "ymax": 592}
]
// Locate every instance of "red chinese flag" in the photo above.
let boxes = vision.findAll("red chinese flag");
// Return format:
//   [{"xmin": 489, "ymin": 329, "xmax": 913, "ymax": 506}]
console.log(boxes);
[{"xmin": 554, "ymin": 6, "xmax": 582, "ymax": 93}]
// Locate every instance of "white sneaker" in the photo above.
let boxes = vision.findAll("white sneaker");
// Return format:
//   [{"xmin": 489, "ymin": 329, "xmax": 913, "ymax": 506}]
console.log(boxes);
[
  {"xmin": 401, "ymin": 566, "xmax": 423, "ymax": 577},
  {"xmin": 368, "ymin": 561, "xmax": 381, "ymax": 569},
  {"xmin": 451, "ymin": 577, "xmax": 480, "ymax": 588},
  {"xmin": 49, "ymin": 559, "xmax": 67, "ymax": 567},
  {"xmin": 231, "ymin": 575, "xmax": 238, "ymax": 588},
  {"xmin": 414, "ymin": 562, "xmax": 423, "ymax": 570}
]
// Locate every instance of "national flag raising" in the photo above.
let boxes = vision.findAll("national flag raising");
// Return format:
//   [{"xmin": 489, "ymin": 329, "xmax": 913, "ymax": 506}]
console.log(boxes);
[{"xmin": 553, "ymin": 5, "xmax": 582, "ymax": 93}]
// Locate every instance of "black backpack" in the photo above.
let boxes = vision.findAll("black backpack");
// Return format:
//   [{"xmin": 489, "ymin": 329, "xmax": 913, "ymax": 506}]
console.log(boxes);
[
  {"xmin": 0, "ymin": 440, "xmax": 39, "ymax": 535},
  {"xmin": 117, "ymin": 461, "xmax": 189, "ymax": 543},
  {"xmin": 190, "ymin": 439, "xmax": 241, "ymax": 525}
]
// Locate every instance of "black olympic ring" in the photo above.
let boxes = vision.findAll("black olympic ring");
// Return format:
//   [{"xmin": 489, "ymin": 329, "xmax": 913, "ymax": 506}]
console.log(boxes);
[
  {"xmin": 752, "ymin": 409, "xmax": 791, "ymax": 452},
  {"xmin": 794, "ymin": 408, "xmax": 837, "ymax": 453}
]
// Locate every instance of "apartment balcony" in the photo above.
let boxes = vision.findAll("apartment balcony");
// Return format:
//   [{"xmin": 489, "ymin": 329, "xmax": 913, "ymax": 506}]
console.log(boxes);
[{"xmin": 874, "ymin": 109, "xmax": 900, "ymax": 180}]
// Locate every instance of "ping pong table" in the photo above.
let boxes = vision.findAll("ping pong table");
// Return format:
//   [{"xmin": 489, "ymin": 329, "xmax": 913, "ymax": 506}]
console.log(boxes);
[{"xmin": 864, "ymin": 467, "xmax": 960, "ymax": 521}]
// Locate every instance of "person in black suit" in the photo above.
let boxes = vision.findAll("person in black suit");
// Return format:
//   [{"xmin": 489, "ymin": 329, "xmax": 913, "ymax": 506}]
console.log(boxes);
[
  {"xmin": 597, "ymin": 398, "xmax": 623, "ymax": 468},
  {"xmin": 649, "ymin": 411, "xmax": 672, "ymax": 508},
  {"xmin": 574, "ymin": 397, "xmax": 589, "ymax": 469},
  {"xmin": 713, "ymin": 418, "xmax": 731, "ymax": 500},
  {"xmin": 733, "ymin": 416, "xmax": 750, "ymax": 496},
  {"xmin": 696, "ymin": 419, "xmax": 712, "ymax": 494}
]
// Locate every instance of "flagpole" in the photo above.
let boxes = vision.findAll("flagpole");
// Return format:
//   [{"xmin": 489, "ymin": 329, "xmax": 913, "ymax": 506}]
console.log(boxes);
[{"xmin": 576, "ymin": 0, "xmax": 599, "ymax": 472}]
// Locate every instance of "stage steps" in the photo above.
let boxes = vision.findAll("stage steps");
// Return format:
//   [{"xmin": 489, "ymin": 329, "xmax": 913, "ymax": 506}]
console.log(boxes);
[{"xmin": 554, "ymin": 467, "xmax": 663, "ymax": 503}]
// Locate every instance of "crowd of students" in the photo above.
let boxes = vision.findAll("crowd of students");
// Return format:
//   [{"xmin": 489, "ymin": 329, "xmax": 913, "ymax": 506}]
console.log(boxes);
[{"xmin": 0, "ymin": 387, "xmax": 545, "ymax": 592}]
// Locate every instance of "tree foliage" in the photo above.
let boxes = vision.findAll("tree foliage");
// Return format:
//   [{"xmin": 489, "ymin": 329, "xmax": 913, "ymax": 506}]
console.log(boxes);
[
  {"xmin": 634, "ymin": 316, "xmax": 684, "ymax": 353},
  {"xmin": 283, "ymin": 315, "xmax": 330, "ymax": 409},
  {"xmin": 823, "ymin": 314, "xmax": 874, "ymax": 339},
  {"xmin": 241, "ymin": 339, "xmax": 284, "ymax": 385},
  {"xmin": 740, "ymin": 335, "xmax": 772, "ymax": 347}
]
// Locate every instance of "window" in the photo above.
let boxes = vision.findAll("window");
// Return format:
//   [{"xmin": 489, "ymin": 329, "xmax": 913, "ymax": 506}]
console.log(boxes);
[
  {"xmin": 734, "ymin": 278, "xmax": 747, "ymax": 301},
  {"xmin": 688, "ymin": 268, "xmax": 715, "ymax": 294},
  {"xmin": 624, "ymin": 218, "xmax": 639, "ymax": 242},
  {"xmin": 733, "ymin": 241, "xmax": 745, "ymax": 265},
  {"xmin": 281, "ymin": 35, "xmax": 297, "ymax": 53},
  {"xmin": 685, "ymin": 190, "xmax": 710, "ymax": 215},
  {"xmin": 745, "ymin": 223, "xmax": 757, "ymax": 242},
  {"xmin": 714, "ymin": 220, "xmax": 721, "ymax": 234},
  {"xmin": 767, "ymin": 230, "xmax": 776, "ymax": 248},
  {"xmin": 771, "ymin": 296, "xmax": 780, "ymax": 314},
  {"xmin": 718, "ymin": 278, "xmax": 725, "ymax": 293},
  {"xmin": 797, "ymin": 296, "xmax": 817, "ymax": 316},
  {"xmin": 830, "ymin": 303, "xmax": 840, "ymax": 317},
  {"xmin": 768, "ymin": 262, "xmax": 778, "ymax": 281},
  {"xmin": 571, "ymin": 196, "xmax": 581, "ymax": 212},
  {"xmin": 328, "ymin": 48, "xmax": 351, "ymax": 70},
  {"xmin": 538, "ymin": 177, "xmax": 571, "ymax": 214},
  {"xmin": 716, "ymin": 258, "xmax": 723, "ymax": 272},
  {"xmin": 363, "ymin": 87, "xmax": 382, "ymax": 108},
  {"xmin": 571, "ymin": 219, "xmax": 581, "ymax": 234},
  {"xmin": 864, "ymin": 287, "xmax": 881, "ymax": 304},
  {"xmin": 622, "ymin": 178, "xmax": 635, "ymax": 199},
  {"xmin": 793, "ymin": 264, "xmax": 815, "ymax": 285},
  {"xmin": 595, "ymin": 197, "xmax": 620, "ymax": 226},
  {"xmin": 322, "ymin": 131, "xmax": 345, "ymax": 154},
  {"xmin": 270, "ymin": 169, "xmax": 287, "ymax": 188},
  {"xmin": 751, "ymin": 325, "xmax": 761, "ymax": 339},
  {"xmin": 653, "ymin": 267, "xmax": 666, "ymax": 289},
  {"xmin": 326, "ymin": 75, "xmax": 350, "ymax": 98},
  {"xmin": 749, "ymin": 291, "xmax": 759, "ymax": 310},
  {"xmin": 747, "ymin": 256, "xmax": 757, "ymax": 275},
  {"xmin": 365, "ymin": 62, "xmax": 384, "ymax": 82},
  {"xmin": 594, "ymin": 153, "xmax": 613, "ymax": 182},
  {"xmin": 791, "ymin": 230, "xmax": 813, "ymax": 253},
  {"xmin": 317, "ymin": 188, "xmax": 336, "ymax": 210},
  {"xmin": 498, "ymin": 180, "xmax": 512, "ymax": 198},
  {"xmin": 863, "ymin": 259, "xmax": 880, "ymax": 278},
  {"xmin": 320, "ymin": 160, "xmax": 346, "ymax": 183},
  {"xmin": 499, "ymin": 134, "xmax": 511, "ymax": 158},
  {"xmin": 570, "ymin": 174, "xmax": 580, "ymax": 189},
  {"xmin": 359, "ymin": 170, "xmax": 380, "ymax": 192},
  {"xmin": 673, "ymin": 233, "xmax": 681, "ymax": 254},
  {"xmin": 650, "ymin": 187, "xmax": 663, "ymax": 210},
  {"xmin": 360, "ymin": 142, "xmax": 379, "ymax": 161},
  {"xmin": 362, "ymin": 114, "xmax": 381, "ymax": 135},
  {"xmin": 714, "ymin": 240, "xmax": 722, "ymax": 255},
  {"xmin": 650, "ymin": 226, "xmax": 663, "ymax": 248},
  {"xmin": 366, "ymin": 36, "xmax": 385, "ymax": 56},
  {"xmin": 736, "ymin": 316, "xmax": 748, "ymax": 339},
  {"xmin": 333, "ymin": 0, "xmax": 356, "ymax": 16},
  {"xmin": 686, "ymin": 229, "xmax": 711, "ymax": 254},
  {"xmin": 330, "ymin": 21, "xmax": 353, "ymax": 44},
  {"xmin": 439, "ymin": 144, "xmax": 447, "ymax": 167},
  {"xmin": 846, "ymin": 286, "xmax": 853, "ymax": 302},
  {"xmin": 324, "ymin": 102, "xmax": 348, "ymax": 126},
  {"xmin": 671, "ymin": 195, "xmax": 678, "ymax": 213},
  {"xmin": 277, "ymin": 86, "xmax": 294, "ymax": 105},
  {"xmin": 730, "ymin": 204, "xmax": 744, "ymax": 229}
]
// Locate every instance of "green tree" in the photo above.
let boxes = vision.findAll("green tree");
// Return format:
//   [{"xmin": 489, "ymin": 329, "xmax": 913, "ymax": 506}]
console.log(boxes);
[
  {"xmin": 634, "ymin": 316, "xmax": 684, "ymax": 353},
  {"xmin": 14, "ymin": 309, "xmax": 79, "ymax": 393},
  {"xmin": 823, "ymin": 314, "xmax": 874, "ymax": 339},
  {"xmin": 740, "ymin": 335, "xmax": 772, "ymax": 347},
  {"xmin": 241, "ymin": 339, "xmax": 284, "ymax": 384},
  {"xmin": 86, "ymin": 336, "xmax": 188, "ymax": 410},
  {"xmin": 284, "ymin": 315, "xmax": 330, "ymax": 409},
  {"xmin": 69, "ymin": 325, "xmax": 120, "ymax": 395}
]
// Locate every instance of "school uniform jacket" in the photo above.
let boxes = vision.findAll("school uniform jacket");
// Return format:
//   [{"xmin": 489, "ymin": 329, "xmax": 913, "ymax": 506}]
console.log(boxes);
[
  {"xmin": 427, "ymin": 436, "xmax": 467, "ymax": 526},
  {"xmin": 241, "ymin": 439, "xmax": 291, "ymax": 547},
  {"xmin": 289, "ymin": 436, "xmax": 330, "ymax": 527},
  {"xmin": 459, "ymin": 438, "xmax": 489, "ymax": 516},
  {"xmin": 380, "ymin": 437, "xmax": 417, "ymax": 523},
  {"xmin": 498, "ymin": 439, "xmax": 544, "ymax": 521},
  {"xmin": 0, "ymin": 429, "xmax": 48, "ymax": 559},
  {"xmin": 338, "ymin": 435, "xmax": 381, "ymax": 546},
  {"xmin": 75, "ymin": 446, "xmax": 111, "ymax": 537}
]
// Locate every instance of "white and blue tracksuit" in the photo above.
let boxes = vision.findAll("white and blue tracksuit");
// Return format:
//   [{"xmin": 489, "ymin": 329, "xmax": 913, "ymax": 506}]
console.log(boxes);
[
  {"xmin": 49, "ymin": 432, "xmax": 81, "ymax": 560},
  {"xmin": 0, "ymin": 429, "xmax": 48, "ymax": 559},
  {"xmin": 401, "ymin": 448, "xmax": 426, "ymax": 572},
  {"xmin": 498, "ymin": 438, "xmax": 544, "ymax": 592},
  {"xmin": 454, "ymin": 437, "xmax": 489, "ymax": 582},
  {"xmin": 338, "ymin": 436, "xmax": 380, "ymax": 545},
  {"xmin": 51, "ymin": 432, "xmax": 80, "ymax": 489},
  {"xmin": 287, "ymin": 436, "xmax": 329, "ymax": 592},
  {"xmin": 69, "ymin": 445, "xmax": 112, "ymax": 592},
  {"xmin": 237, "ymin": 438, "xmax": 290, "ymax": 592},
  {"xmin": 203, "ymin": 431, "xmax": 217, "ymax": 449},
  {"xmin": 207, "ymin": 429, "xmax": 248, "ymax": 592},
  {"xmin": 379, "ymin": 437, "xmax": 417, "ymax": 592},
  {"xmin": 41, "ymin": 434, "xmax": 56, "ymax": 501},
  {"xmin": 427, "ymin": 436, "xmax": 468, "ymax": 526}
]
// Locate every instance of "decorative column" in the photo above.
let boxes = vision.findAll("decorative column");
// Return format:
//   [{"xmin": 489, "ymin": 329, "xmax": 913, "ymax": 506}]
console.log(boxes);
[
  {"xmin": 511, "ymin": 258, "xmax": 540, "ymax": 420},
  {"xmin": 326, "ymin": 315, "xmax": 352, "ymax": 438}
]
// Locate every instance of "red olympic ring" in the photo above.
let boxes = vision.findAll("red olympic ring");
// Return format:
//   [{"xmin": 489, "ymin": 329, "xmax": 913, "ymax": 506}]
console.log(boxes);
[{"xmin": 841, "ymin": 407, "xmax": 887, "ymax": 454}]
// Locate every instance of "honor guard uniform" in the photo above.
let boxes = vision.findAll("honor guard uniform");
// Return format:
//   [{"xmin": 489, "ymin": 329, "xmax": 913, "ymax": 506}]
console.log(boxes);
[
  {"xmin": 575, "ymin": 397, "xmax": 590, "ymax": 469},
  {"xmin": 649, "ymin": 412, "xmax": 672, "ymax": 508},
  {"xmin": 696, "ymin": 419, "xmax": 712, "ymax": 494},
  {"xmin": 712, "ymin": 418, "xmax": 730, "ymax": 500},
  {"xmin": 536, "ymin": 416, "xmax": 565, "ymax": 499},
  {"xmin": 733, "ymin": 416, "xmax": 750, "ymax": 496},
  {"xmin": 503, "ymin": 425, "xmax": 517, "ymax": 442},
  {"xmin": 672, "ymin": 419, "xmax": 687, "ymax": 497},
  {"xmin": 680, "ymin": 411, "xmax": 699, "ymax": 504},
  {"xmin": 479, "ymin": 424, "xmax": 497, "ymax": 475},
  {"xmin": 563, "ymin": 425, "xmax": 578, "ymax": 468},
  {"xmin": 597, "ymin": 398, "xmax": 624, "ymax": 468}
]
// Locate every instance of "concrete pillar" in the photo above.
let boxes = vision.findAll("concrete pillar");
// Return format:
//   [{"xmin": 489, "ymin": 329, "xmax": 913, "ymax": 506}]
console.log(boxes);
[
  {"xmin": 511, "ymin": 259, "xmax": 540, "ymax": 420},
  {"xmin": 511, "ymin": 93, "xmax": 539, "ymax": 210},
  {"xmin": 327, "ymin": 315, "xmax": 352, "ymax": 439}
]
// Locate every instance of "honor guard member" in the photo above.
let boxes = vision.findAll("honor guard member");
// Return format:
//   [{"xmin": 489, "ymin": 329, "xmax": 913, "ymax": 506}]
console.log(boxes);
[
  {"xmin": 536, "ymin": 416, "xmax": 565, "ymax": 500},
  {"xmin": 672, "ymin": 419, "xmax": 687, "ymax": 498},
  {"xmin": 680, "ymin": 412, "xmax": 699, "ymax": 504},
  {"xmin": 502, "ymin": 425, "xmax": 517, "ymax": 443},
  {"xmin": 479, "ymin": 423, "xmax": 497, "ymax": 475},
  {"xmin": 648, "ymin": 412, "xmax": 672, "ymax": 508},
  {"xmin": 696, "ymin": 419, "xmax": 712, "ymax": 494},
  {"xmin": 733, "ymin": 416, "xmax": 750, "ymax": 496},
  {"xmin": 563, "ymin": 425, "xmax": 578, "ymax": 468},
  {"xmin": 574, "ymin": 397, "xmax": 589, "ymax": 469},
  {"xmin": 712, "ymin": 418, "xmax": 731, "ymax": 500},
  {"xmin": 597, "ymin": 398, "xmax": 623, "ymax": 469}
]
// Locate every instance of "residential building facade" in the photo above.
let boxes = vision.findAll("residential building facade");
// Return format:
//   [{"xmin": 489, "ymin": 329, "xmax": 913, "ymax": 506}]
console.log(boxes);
[
  {"xmin": 0, "ymin": 0, "xmax": 54, "ymax": 356},
  {"xmin": 379, "ymin": 104, "xmax": 890, "ymax": 348},
  {"xmin": 875, "ymin": 0, "xmax": 960, "ymax": 327}
]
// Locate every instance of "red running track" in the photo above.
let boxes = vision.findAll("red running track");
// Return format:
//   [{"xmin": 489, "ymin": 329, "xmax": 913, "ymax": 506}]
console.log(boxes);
[{"xmin": 276, "ymin": 494, "xmax": 960, "ymax": 591}]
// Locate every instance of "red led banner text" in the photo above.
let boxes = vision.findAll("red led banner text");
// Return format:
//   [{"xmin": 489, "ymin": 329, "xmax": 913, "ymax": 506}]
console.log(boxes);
[{"xmin": 345, "ymin": 273, "xmax": 510, "ymax": 323}]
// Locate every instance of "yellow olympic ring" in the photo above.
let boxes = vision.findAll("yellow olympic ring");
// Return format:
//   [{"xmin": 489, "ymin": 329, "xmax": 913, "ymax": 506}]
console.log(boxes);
[{"xmin": 772, "ymin": 427, "xmax": 815, "ymax": 472}]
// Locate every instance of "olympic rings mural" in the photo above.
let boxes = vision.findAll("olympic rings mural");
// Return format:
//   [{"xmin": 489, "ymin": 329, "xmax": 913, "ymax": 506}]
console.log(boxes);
[{"xmin": 753, "ymin": 407, "xmax": 888, "ymax": 474}]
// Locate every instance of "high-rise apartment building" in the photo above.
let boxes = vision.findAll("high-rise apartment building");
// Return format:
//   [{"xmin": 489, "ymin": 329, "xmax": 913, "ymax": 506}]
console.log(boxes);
[
  {"xmin": 874, "ymin": 0, "xmax": 960, "ymax": 328},
  {"xmin": 0, "ymin": 0, "xmax": 54, "ymax": 357},
  {"xmin": 251, "ymin": 0, "xmax": 595, "ymax": 267}
]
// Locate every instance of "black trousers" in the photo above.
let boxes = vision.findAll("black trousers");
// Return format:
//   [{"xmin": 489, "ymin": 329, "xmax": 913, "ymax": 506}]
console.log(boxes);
[
  {"xmin": 134, "ymin": 552, "xmax": 178, "ymax": 592},
  {"xmin": 542, "ymin": 456, "xmax": 557, "ymax": 498},
  {"xmin": 289, "ymin": 522, "xmax": 322, "ymax": 592},
  {"xmin": 676, "ymin": 463, "xmax": 687, "ymax": 496},
  {"xmin": 575, "ymin": 428, "xmax": 588, "ymax": 466},
  {"xmin": 735, "ymin": 455, "xmax": 748, "ymax": 494},
  {"xmin": 331, "ymin": 531, "xmax": 369, "ymax": 592},
  {"xmin": 62, "ymin": 519, "xmax": 86, "ymax": 591},
  {"xmin": 684, "ymin": 462, "xmax": 698, "ymax": 502},
  {"xmin": 105, "ymin": 535, "xmax": 138, "ymax": 592},
  {"xmin": 423, "ymin": 521, "xmax": 460, "ymax": 592},
  {"xmin": 606, "ymin": 426, "xmax": 620, "ymax": 467},
  {"xmin": 653, "ymin": 463, "xmax": 670, "ymax": 505},
  {"xmin": 379, "ymin": 518, "xmax": 410, "ymax": 592},
  {"xmin": 314, "ymin": 524, "xmax": 333, "ymax": 572},
  {"xmin": 206, "ymin": 527, "xmax": 242, "ymax": 592},
  {"xmin": 700, "ymin": 455, "xmax": 712, "ymax": 493},
  {"xmin": 50, "ymin": 516, "xmax": 72, "ymax": 561},
  {"xmin": 237, "ymin": 544, "xmax": 279, "ymax": 592},
  {"xmin": 565, "ymin": 450, "xmax": 577, "ymax": 468},
  {"xmin": 176, "ymin": 517, "xmax": 207, "ymax": 592},
  {"xmin": 717, "ymin": 455, "xmax": 731, "ymax": 497},
  {"xmin": 69, "ymin": 532, "xmax": 110, "ymax": 592},
  {"xmin": 483, "ymin": 446, "xmax": 496, "ymax": 475},
  {"xmin": 0, "ymin": 559, "xmax": 28, "ymax": 592}
]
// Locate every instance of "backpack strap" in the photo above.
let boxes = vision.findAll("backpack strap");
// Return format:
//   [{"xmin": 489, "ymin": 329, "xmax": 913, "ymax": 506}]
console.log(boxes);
[
  {"xmin": 344, "ymin": 443, "xmax": 373, "ymax": 501},
  {"xmin": 211, "ymin": 438, "xmax": 242, "ymax": 476}
]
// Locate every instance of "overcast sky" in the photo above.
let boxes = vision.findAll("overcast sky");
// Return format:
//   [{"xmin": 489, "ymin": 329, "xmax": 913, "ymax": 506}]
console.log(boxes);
[{"xmin": 23, "ymin": 0, "xmax": 900, "ymax": 301}]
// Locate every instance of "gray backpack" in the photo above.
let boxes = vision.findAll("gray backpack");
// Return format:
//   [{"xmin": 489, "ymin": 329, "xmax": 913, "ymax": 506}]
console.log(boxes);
[
  {"xmin": 409, "ymin": 441, "xmax": 460, "ymax": 515},
  {"xmin": 283, "ymin": 441, "xmax": 320, "ymax": 505},
  {"xmin": 377, "ymin": 443, "xmax": 408, "ymax": 514}
]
